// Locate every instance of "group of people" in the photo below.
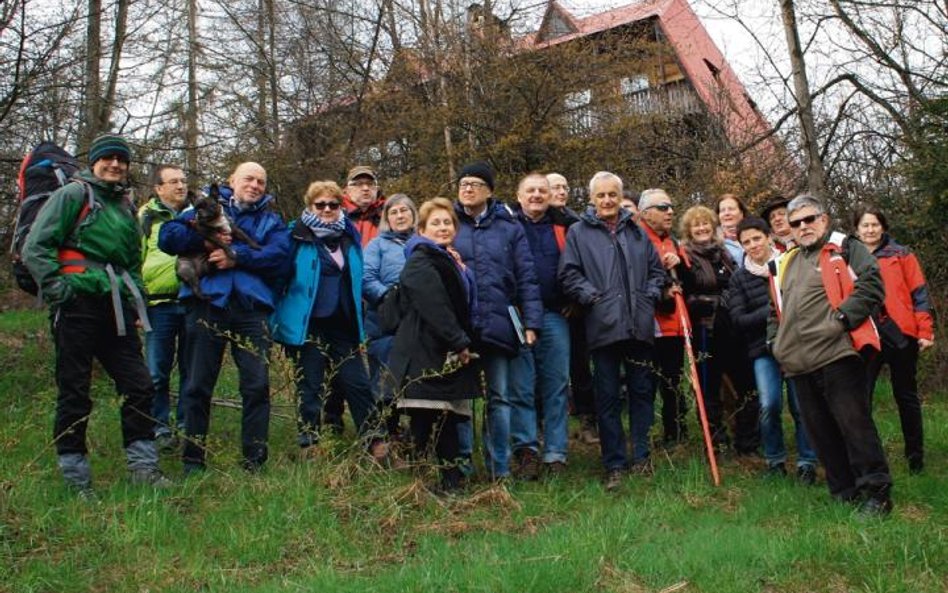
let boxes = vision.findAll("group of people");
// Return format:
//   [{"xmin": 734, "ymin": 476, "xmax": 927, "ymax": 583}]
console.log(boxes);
[{"xmin": 23, "ymin": 134, "xmax": 934, "ymax": 515}]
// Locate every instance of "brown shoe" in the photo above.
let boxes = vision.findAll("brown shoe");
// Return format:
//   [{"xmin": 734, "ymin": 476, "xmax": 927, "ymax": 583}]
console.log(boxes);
[
  {"xmin": 513, "ymin": 448, "xmax": 540, "ymax": 481},
  {"xmin": 544, "ymin": 461, "xmax": 567, "ymax": 478},
  {"xmin": 369, "ymin": 440, "xmax": 390, "ymax": 464},
  {"xmin": 579, "ymin": 415, "xmax": 600, "ymax": 445},
  {"xmin": 604, "ymin": 469, "xmax": 624, "ymax": 491}
]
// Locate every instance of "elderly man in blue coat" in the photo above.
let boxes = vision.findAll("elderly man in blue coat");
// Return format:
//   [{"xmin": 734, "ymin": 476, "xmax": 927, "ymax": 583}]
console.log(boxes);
[
  {"xmin": 159, "ymin": 161, "xmax": 290, "ymax": 473},
  {"xmin": 559, "ymin": 171, "xmax": 666, "ymax": 491},
  {"xmin": 453, "ymin": 161, "xmax": 543, "ymax": 480}
]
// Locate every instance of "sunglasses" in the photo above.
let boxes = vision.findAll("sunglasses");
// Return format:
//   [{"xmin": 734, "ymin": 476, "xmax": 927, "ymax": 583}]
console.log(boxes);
[
  {"xmin": 647, "ymin": 203, "xmax": 674, "ymax": 212},
  {"xmin": 788, "ymin": 214, "xmax": 821, "ymax": 228},
  {"xmin": 312, "ymin": 201, "xmax": 341, "ymax": 211}
]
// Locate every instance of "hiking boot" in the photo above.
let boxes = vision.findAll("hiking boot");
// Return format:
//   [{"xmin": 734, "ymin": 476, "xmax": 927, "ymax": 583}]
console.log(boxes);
[
  {"xmin": 512, "ymin": 449, "xmax": 540, "ymax": 481},
  {"xmin": 764, "ymin": 462, "xmax": 788, "ymax": 478},
  {"xmin": 579, "ymin": 415, "xmax": 600, "ymax": 445},
  {"xmin": 604, "ymin": 469, "xmax": 624, "ymax": 491},
  {"xmin": 544, "ymin": 461, "xmax": 567, "ymax": 478},
  {"xmin": 629, "ymin": 458, "xmax": 654, "ymax": 477},
  {"xmin": 369, "ymin": 439, "xmax": 390, "ymax": 464},
  {"xmin": 796, "ymin": 464, "xmax": 817, "ymax": 485},
  {"xmin": 156, "ymin": 432, "xmax": 177, "ymax": 453},
  {"xmin": 129, "ymin": 468, "xmax": 173, "ymax": 488},
  {"xmin": 908, "ymin": 457, "xmax": 924, "ymax": 475},
  {"xmin": 857, "ymin": 496, "xmax": 893, "ymax": 518}
]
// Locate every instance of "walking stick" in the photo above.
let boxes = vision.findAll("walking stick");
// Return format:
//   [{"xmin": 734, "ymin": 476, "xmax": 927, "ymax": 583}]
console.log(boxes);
[{"xmin": 674, "ymin": 291, "xmax": 721, "ymax": 486}]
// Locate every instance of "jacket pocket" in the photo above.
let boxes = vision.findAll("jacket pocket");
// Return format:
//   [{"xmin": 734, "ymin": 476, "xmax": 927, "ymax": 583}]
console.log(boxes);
[{"xmin": 587, "ymin": 292, "xmax": 622, "ymax": 338}]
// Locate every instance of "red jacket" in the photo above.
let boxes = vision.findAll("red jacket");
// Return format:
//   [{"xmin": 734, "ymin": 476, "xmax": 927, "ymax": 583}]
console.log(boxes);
[
  {"xmin": 642, "ymin": 222, "xmax": 688, "ymax": 337},
  {"xmin": 872, "ymin": 235, "xmax": 934, "ymax": 340},
  {"xmin": 343, "ymin": 194, "xmax": 386, "ymax": 247}
]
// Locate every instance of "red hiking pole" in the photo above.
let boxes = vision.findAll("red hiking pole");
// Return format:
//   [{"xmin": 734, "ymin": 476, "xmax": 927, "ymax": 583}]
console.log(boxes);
[{"xmin": 674, "ymin": 291, "xmax": 721, "ymax": 486}]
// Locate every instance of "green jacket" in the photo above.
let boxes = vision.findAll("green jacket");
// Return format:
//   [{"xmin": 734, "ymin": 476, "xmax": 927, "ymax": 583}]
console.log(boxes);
[
  {"xmin": 22, "ymin": 169, "xmax": 144, "ymax": 307},
  {"xmin": 138, "ymin": 198, "xmax": 181, "ymax": 304}
]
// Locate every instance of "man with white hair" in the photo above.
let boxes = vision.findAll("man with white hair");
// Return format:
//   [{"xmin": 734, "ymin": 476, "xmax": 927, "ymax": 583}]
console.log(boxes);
[
  {"xmin": 637, "ymin": 188, "xmax": 689, "ymax": 445},
  {"xmin": 559, "ymin": 172, "xmax": 666, "ymax": 490},
  {"xmin": 768, "ymin": 193, "xmax": 892, "ymax": 516}
]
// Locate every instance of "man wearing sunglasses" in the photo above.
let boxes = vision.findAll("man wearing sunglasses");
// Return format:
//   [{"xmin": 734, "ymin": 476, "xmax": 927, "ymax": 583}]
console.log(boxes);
[
  {"xmin": 637, "ymin": 189, "xmax": 689, "ymax": 446},
  {"xmin": 159, "ymin": 161, "xmax": 291, "ymax": 474},
  {"xmin": 768, "ymin": 194, "xmax": 892, "ymax": 516}
]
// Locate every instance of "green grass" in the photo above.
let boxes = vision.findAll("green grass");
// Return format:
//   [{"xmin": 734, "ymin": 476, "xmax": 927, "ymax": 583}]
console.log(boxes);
[{"xmin": 1, "ymin": 309, "xmax": 946, "ymax": 593}]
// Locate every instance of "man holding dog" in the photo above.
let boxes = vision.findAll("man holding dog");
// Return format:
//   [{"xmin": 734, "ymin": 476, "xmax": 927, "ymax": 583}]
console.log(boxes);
[
  {"xmin": 159, "ymin": 161, "xmax": 291, "ymax": 474},
  {"xmin": 23, "ymin": 133, "xmax": 170, "ymax": 497},
  {"xmin": 139, "ymin": 164, "xmax": 191, "ymax": 451}
]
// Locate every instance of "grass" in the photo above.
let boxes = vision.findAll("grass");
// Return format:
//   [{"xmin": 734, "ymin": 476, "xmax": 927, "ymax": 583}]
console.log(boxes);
[{"xmin": 0, "ymin": 308, "xmax": 946, "ymax": 593}]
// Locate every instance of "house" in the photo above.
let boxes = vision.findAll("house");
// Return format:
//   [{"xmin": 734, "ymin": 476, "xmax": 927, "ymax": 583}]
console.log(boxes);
[{"xmin": 288, "ymin": 0, "xmax": 790, "ymax": 203}]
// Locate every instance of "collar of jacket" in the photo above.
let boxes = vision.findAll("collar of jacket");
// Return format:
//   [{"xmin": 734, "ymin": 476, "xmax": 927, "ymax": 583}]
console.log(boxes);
[
  {"xmin": 454, "ymin": 198, "xmax": 514, "ymax": 226},
  {"xmin": 579, "ymin": 206, "xmax": 639, "ymax": 234},
  {"xmin": 512, "ymin": 203, "xmax": 576, "ymax": 227},
  {"xmin": 145, "ymin": 197, "xmax": 178, "ymax": 218},
  {"xmin": 343, "ymin": 194, "xmax": 386, "ymax": 216}
]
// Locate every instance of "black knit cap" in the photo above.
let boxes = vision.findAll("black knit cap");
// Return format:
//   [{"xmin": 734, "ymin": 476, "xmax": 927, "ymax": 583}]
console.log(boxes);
[
  {"xmin": 457, "ymin": 161, "xmax": 495, "ymax": 191},
  {"xmin": 88, "ymin": 133, "xmax": 132, "ymax": 165}
]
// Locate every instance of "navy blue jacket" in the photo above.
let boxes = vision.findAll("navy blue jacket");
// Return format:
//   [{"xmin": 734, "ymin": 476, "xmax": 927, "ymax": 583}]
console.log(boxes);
[
  {"xmin": 558, "ymin": 208, "xmax": 665, "ymax": 350},
  {"xmin": 453, "ymin": 199, "xmax": 543, "ymax": 355},
  {"xmin": 157, "ymin": 189, "xmax": 290, "ymax": 311},
  {"xmin": 514, "ymin": 205, "xmax": 577, "ymax": 310},
  {"xmin": 269, "ymin": 219, "xmax": 365, "ymax": 346}
]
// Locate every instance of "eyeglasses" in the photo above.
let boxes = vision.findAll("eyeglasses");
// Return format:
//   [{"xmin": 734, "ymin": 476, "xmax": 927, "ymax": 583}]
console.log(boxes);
[
  {"xmin": 312, "ymin": 201, "xmax": 341, "ymax": 211},
  {"xmin": 646, "ymin": 203, "xmax": 674, "ymax": 212},
  {"xmin": 788, "ymin": 214, "xmax": 821, "ymax": 228},
  {"xmin": 347, "ymin": 180, "xmax": 377, "ymax": 188},
  {"xmin": 160, "ymin": 178, "xmax": 187, "ymax": 186},
  {"xmin": 458, "ymin": 180, "xmax": 488, "ymax": 190}
]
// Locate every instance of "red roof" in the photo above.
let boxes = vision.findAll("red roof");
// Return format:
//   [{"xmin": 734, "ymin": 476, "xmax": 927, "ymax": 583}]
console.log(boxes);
[{"xmin": 527, "ymin": 0, "xmax": 780, "ymax": 160}]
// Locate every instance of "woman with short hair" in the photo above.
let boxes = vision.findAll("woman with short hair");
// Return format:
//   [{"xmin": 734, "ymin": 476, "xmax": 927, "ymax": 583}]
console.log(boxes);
[
  {"xmin": 271, "ymin": 181, "xmax": 386, "ymax": 459},
  {"xmin": 854, "ymin": 204, "xmax": 934, "ymax": 474},
  {"xmin": 390, "ymin": 197, "xmax": 478, "ymax": 492}
]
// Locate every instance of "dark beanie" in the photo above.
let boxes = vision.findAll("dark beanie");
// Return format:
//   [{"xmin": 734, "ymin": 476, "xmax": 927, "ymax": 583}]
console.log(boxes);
[
  {"xmin": 458, "ymin": 161, "xmax": 495, "ymax": 191},
  {"xmin": 88, "ymin": 133, "xmax": 132, "ymax": 165}
]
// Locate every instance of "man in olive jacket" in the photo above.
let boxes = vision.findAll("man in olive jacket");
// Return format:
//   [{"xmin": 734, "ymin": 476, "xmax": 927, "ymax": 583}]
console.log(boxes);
[
  {"xmin": 768, "ymin": 194, "xmax": 892, "ymax": 516},
  {"xmin": 22, "ymin": 133, "xmax": 170, "ymax": 496}
]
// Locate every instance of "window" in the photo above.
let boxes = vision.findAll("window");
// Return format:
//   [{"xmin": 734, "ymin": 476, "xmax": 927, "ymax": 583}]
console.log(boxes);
[{"xmin": 621, "ymin": 75, "xmax": 650, "ymax": 95}]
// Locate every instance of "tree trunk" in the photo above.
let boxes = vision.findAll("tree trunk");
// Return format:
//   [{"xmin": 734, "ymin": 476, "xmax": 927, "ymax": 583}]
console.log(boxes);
[
  {"xmin": 186, "ymin": 0, "xmax": 199, "ymax": 175},
  {"xmin": 779, "ymin": 0, "xmax": 826, "ymax": 197},
  {"xmin": 82, "ymin": 0, "xmax": 102, "ymax": 150}
]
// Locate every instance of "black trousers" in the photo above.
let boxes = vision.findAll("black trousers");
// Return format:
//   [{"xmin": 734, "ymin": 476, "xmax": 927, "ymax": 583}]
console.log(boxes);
[
  {"xmin": 53, "ymin": 295, "xmax": 155, "ymax": 455},
  {"xmin": 865, "ymin": 341, "xmax": 923, "ymax": 465},
  {"xmin": 718, "ymin": 336, "xmax": 761, "ymax": 454},
  {"xmin": 791, "ymin": 355, "xmax": 892, "ymax": 501},
  {"xmin": 408, "ymin": 408, "xmax": 463, "ymax": 489},
  {"xmin": 568, "ymin": 314, "xmax": 595, "ymax": 417},
  {"xmin": 654, "ymin": 336, "xmax": 687, "ymax": 441}
]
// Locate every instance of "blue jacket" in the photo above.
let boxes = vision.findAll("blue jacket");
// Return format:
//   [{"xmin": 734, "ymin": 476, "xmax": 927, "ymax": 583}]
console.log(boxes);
[
  {"xmin": 157, "ymin": 189, "xmax": 290, "ymax": 310},
  {"xmin": 363, "ymin": 231, "xmax": 412, "ymax": 339},
  {"xmin": 270, "ymin": 218, "xmax": 365, "ymax": 346},
  {"xmin": 453, "ymin": 199, "xmax": 543, "ymax": 355},
  {"xmin": 558, "ymin": 208, "xmax": 665, "ymax": 350}
]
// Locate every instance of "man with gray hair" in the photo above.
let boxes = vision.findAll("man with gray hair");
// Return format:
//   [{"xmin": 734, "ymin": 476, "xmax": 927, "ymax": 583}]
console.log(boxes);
[
  {"xmin": 637, "ymin": 188, "xmax": 689, "ymax": 445},
  {"xmin": 768, "ymin": 194, "xmax": 892, "ymax": 516},
  {"xmin": 559, "ymin": 171, "xmax": 666, "ymax": 490}
]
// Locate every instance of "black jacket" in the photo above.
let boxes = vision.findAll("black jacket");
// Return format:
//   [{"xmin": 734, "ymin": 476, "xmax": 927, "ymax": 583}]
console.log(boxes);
[
  {"xmin": 558, "ymin": 208, "xmax": 665, "ymax": 350},
  {"xmin": 727, "ymin": 267, "xmax": 771, "ymax": 359},
  {"xmin": 389, "ymin": 240, "xmax": 478, "ymax": 401}
]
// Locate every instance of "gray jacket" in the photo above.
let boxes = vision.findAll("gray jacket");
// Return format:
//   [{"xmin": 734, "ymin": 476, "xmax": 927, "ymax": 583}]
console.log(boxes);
[{"xmin": 558, "ymin": 208, "xmax": 665, "ymax": 350}]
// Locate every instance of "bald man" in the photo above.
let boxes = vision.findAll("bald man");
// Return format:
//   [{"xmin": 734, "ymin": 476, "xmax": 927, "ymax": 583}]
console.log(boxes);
[{"xmin": 159, "ymin": 161, "xmax": 291, "ymax": 473}]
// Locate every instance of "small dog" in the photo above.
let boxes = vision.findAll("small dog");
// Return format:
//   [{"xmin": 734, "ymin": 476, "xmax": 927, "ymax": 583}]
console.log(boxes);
[{"xmin": 175, "ymin": 187, "xmax": 261, "ymax": 299}]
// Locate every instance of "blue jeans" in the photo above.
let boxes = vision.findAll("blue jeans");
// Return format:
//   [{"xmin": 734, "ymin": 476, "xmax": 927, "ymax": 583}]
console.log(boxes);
[
  {"xmin": 509, "ymin": 311, "xmax": 570, "ymax": 463},
  {"xmin": 482, "ymin": 350, "xmax": 514, "ymax": 478},
  {"xmin": 755, "ymin": 355, "xmax": 816, "ymax": 468},
  {"xmin": 591, "ymin": 340, "xmax": 655, "ymax": 471},
  {"xmin": 367, "ymin": 335, "xmax": 395, "ymax": 404},
  {"xmin": 145, "ymin": 302, "xmax": 189, "ymax": 436},
  {"xmin": 181, "ymin": 302, "xmax": 271, "ymax": 469},
  {"xmin": 287, "ymin": 318, "xmax": 378, "ymax": 446}
]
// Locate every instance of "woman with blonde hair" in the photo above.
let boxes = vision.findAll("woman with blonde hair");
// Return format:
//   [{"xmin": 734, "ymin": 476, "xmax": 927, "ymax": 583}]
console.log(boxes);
[{"xmin": 389, "ymin": 198, "xmax": 478, "ymax": 492}]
